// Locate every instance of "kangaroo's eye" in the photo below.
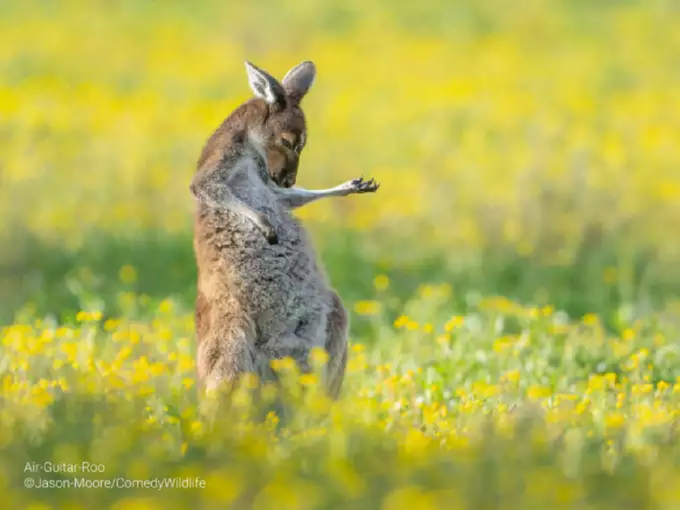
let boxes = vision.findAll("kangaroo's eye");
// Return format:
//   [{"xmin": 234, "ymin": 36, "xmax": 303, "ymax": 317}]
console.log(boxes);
[{"xmin": 281, "ymin": 138, "xmax": 294, "ymax": 150}]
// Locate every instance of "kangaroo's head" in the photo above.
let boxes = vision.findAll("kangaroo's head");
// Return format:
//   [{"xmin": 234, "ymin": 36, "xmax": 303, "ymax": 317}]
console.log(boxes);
[{"xmin": 243, "ymin": 60, "xmax": 316, "ymax": 188}]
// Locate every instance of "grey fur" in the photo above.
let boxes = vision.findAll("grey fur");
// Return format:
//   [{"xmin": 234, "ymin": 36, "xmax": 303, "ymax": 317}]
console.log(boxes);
[{"xmin": 282, "ymin": 61, "xmax": 316, "ymax": 105}]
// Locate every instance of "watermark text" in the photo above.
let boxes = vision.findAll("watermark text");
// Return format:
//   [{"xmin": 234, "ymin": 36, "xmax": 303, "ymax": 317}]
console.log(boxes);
[{"xmin": 24, "ymin": 477, "xmax": 206, "ymax": 490}]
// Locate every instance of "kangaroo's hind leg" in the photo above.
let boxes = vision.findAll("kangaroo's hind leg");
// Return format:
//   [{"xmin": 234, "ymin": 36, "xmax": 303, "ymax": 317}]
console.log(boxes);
[
  {"xmin": 324, "ymin": 290, "xmax": 349, "ymax": 399},
  {"xmin": 197, "ymin": 308, "xmax": 261, "ymax": 394}
]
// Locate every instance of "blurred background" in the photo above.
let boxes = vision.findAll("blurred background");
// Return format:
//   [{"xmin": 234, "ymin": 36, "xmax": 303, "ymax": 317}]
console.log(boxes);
[{"xmin": 1, "ymin": 0, "xmax": 679, "ymax": 326}]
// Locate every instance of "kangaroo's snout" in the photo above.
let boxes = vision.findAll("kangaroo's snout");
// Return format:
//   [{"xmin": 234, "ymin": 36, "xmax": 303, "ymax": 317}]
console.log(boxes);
[{"xmin": 266, "ymin": 145, "xmax": 299, "ymax": 188}]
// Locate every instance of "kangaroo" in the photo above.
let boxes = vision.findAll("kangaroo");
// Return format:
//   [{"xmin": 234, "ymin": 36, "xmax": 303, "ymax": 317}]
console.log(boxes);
[{"xmin": 191, "ymin": 60, "xmax": 379, "ymax": 398}]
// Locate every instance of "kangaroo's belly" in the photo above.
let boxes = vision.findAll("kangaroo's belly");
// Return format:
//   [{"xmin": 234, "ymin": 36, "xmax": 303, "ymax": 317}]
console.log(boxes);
[{"xmin": 204, "ymin": 215, "xmax": 329, "ymax": 338}]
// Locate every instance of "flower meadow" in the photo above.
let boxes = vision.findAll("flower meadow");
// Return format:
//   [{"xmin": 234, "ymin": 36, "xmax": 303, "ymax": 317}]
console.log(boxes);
[{"xmin": 2, "ymin": 1, "xmax": 680, "ymax": 508}]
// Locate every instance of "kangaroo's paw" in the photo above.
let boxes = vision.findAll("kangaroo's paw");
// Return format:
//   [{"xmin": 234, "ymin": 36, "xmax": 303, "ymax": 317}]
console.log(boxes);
[
  {"xmin": 264, "ymin": 228, "xmax": 279, "ymax": 245},
  {"xmin": 262, "ymin": 223, "xmax": 279, "ymax": 244},
  {"xmin": 349, "ymin": 176, "xmax": 380, "ymax": 193},
  {"xmin": 254, "ymin": 214, "xmax": 279, "ymax": 244}
]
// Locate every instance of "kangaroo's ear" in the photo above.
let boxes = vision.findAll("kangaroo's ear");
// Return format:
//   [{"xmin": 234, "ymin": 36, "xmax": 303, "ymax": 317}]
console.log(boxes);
[
  {"xmin": 282, "ymin": 61, "xmax": 316, "ymax": 106},
  {"xmin": 245, "ymin": 61, "xmax": 286, "ymax": 107}
]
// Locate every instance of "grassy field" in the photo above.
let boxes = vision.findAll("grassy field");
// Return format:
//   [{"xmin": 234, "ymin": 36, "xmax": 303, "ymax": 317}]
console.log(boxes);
[{"xmin": 2, "ymin": 0, "xmax": 680, "ymax": 508}]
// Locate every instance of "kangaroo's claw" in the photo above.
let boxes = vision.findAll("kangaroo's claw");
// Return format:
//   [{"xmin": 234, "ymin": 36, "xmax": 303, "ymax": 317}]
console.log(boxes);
[{"xmin": 351, "ymin": 176, "xmax": 380, "ymax": 193}]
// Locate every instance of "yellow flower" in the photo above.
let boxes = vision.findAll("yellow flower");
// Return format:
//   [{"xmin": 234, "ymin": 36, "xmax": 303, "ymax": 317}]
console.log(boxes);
[
  {"xmin": 605, "ymin": 413, "xmax": 626, "ymax": 429},
  {"xmin": 265, "ymin": 411, "xmax": 279, "ymax": 430},
  {"xmin": 271, "ymin": 356, "xmax": 297, "ymax": 372},
  {"xmin": 582, "ymin": 313, "xmax": 599, "ymax": 326},
  {"xmin": 309, "ymin": 347, "xmax": 330, "ymax": 366},
  {"xmin": 406, "ymin": 320, "xmax": 420, "ymax": 331},
  {"xmin": 436, "ymin": 334, "xmax": 450, "ymax": 346},
  {"xmin": 632, "ymin": 383, "xmax": 653, "ymax": 395},
  {"xmin": 177, "ymin": 354, "xmax": 195, "ymax": 373},
  {"xmin": 493, "ymin": 338, "xmax": 512, "ymax": 353},
  {"xmin": 482, "ymin": 385, "xmax": 499, "ymax": 398},
  {"xmin": 60, "ymin": 342, "xmax": 78, "ymax": 361},
  {"xmin": 657, "ymin": 381, "xmax": 670, "ymax": 393},
  {"xmin": 158, "ymin": 299, "xmax": 173, "ymax": 314},
  {"xmin": 75, "ymin": 311, "xmax": 102, "ymax": 322},
  {"xmin": 444, "ymin": 316, "xmax": 464, "ymax": 332},
  {"xmin": 299, "ymin": 374, "xmax": 319, "ymax": 387},
  {"xmin": 354, "ymin": 300, "xmax": 382, "ymax": 316},
  {"xmin": 373, "ymin": 274, "xmax": 390, "ymax": 291},
  {"xmin": 588, "ymin": 375, "xmax": 606, "ymax": 391},
  {"xmin": 622, "ymin": 328, "xmax": 636, "ymax": 341},
  {"xmin": 393, "ymin": 315, "xmax": 409, "ymax": 329},
  {"xmin": 527, "ymin": 386, "xmax": 551, "ymax": 399},
  {"xmin": 30, "ymin": 387, "xmax": 54, "ymax": 407},
  {"xmin": 501, "ymin": 370, "xmax": 521, "ymax": 384}
]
